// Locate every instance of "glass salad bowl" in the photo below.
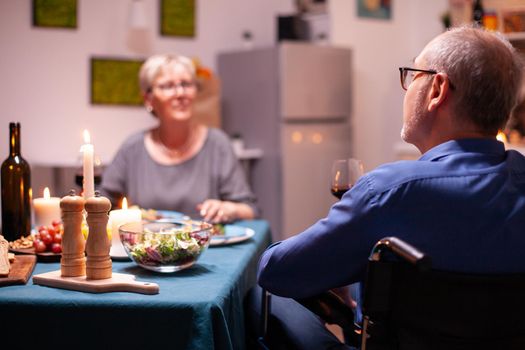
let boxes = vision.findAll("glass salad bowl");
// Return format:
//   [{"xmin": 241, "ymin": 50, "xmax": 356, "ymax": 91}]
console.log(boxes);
[{"xmin": 119, "ymin": 220, "xmax": 212, "ymax": 273}]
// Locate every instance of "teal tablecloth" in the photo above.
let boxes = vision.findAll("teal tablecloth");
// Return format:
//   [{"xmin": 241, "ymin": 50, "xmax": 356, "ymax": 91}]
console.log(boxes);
[{"xmin": 0, "ymin": 220, "xmax": 271, "ymax": 350}]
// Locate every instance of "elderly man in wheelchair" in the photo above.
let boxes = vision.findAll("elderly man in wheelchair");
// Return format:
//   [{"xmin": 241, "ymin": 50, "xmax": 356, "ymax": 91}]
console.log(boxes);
[{"xmin": 250, "ymin": 26, "xmax": 525, "ymax": 350}]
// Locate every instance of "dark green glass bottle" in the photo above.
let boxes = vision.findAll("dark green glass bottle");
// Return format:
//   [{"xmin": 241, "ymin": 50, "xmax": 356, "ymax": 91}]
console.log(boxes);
[
  {"xmin": 472, "ymin": 0, "xmax": 484, "ymax": 27},
  {"xmin": 1, "ymin": 122, "xmax": 32, "ymax": 241}
]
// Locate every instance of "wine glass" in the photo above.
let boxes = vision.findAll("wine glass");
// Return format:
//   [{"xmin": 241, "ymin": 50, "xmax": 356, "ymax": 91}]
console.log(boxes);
[{"xmin": 330, "ymin": 159, "xmax": 364, "ymax": 199}]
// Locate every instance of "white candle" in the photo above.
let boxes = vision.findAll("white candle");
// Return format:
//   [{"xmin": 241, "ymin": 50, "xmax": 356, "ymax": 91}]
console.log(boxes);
[
  {"xmin": 81, "ymin": 129, "xmax": 95, "ymax": 199},
  {"xmin": 33, "ymin": 187, "xmax": 61, "ymax": 228},
  {"xmin": 108, "ymin": 198, "xmax": 141, "ymax": 258}
]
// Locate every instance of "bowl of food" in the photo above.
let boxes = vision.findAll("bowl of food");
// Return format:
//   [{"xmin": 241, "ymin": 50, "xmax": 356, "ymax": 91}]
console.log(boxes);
[{"xmin": 119, "ymin": 220, "xmax": 212, "ymax": 273}]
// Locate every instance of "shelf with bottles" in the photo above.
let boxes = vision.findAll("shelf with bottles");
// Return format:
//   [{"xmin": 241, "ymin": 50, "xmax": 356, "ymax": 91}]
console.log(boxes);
[{"xmin": 447, "ymin": 0, "xmax": 525, "ymax": 46}]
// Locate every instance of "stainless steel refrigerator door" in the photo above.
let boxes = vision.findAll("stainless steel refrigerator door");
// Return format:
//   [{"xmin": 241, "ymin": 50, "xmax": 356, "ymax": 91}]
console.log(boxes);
[
  {"xmin": 280, "ymin": 42, "xmax": 351, "ymax": 121},
  {"xmin": 281, "ymin": 122, "xmax": 352, "ymax": 238}
]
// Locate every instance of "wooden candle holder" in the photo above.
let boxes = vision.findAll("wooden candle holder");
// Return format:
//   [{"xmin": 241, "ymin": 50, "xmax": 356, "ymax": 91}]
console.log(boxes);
[
  {"xmin": 60, "ymin": 190, "xmax": 86, "ymax": 277},
  {"xmin": 85, "ymin": 192, "xmax": 112, "ymax": 280}
]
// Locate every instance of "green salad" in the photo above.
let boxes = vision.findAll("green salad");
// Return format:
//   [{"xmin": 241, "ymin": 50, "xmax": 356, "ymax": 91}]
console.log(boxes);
[{"xmin": 127, "ymin": 227, "xmax": 207, "ymax": 266}]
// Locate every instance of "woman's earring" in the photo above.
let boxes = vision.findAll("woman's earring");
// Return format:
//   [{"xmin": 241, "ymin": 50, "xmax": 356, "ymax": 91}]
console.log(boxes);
[{"xmin": 146, "ymin": 105, "xmax": 153, "ymax": 113}]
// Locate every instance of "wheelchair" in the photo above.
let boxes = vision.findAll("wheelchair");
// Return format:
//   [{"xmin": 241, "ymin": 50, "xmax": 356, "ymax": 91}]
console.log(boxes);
[{"xmin": 256, "ymin": 237, "xmax": 525, "ymax": 350}]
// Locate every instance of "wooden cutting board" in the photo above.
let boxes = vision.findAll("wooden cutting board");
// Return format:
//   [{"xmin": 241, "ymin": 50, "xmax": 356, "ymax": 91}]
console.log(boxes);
[
  {"xmin": 0, "ymin": 255, "xmax": 37, "ymax": 286},
  {"xmin": 33, "ymin": 270, "xmax": 159, "ymax": 295}
]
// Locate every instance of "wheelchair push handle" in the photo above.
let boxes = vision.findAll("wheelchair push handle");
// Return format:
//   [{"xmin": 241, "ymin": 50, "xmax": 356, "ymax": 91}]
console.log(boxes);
[{"xmin": 370, "ymin": 236, "xmax": 431, "ymax": 270}]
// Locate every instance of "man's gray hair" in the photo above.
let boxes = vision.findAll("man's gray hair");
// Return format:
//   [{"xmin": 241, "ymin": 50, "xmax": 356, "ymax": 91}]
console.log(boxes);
[{"xmin": 423, "ymin": 26, "xmax": 523, "ymax": 134}]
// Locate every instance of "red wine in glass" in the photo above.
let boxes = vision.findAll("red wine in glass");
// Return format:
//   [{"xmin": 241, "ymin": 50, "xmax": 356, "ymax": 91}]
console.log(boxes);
[
  {"xmin": 331, "ymin": 186, "xmax": 352, "ymax": 199},
  {"xmin": 330, "ymin": 159, "xmax": 364, "ymax": 200},
  {"xmin": 75, "ymin": 174, "xmax": 102, "ymax": 188}
]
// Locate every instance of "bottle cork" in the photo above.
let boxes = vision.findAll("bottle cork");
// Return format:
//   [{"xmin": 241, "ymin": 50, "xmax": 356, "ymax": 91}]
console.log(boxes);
[
  {"xmin": 60, "ymin": 190, "xmax": 86, "ymax": 277},
  {"xmin": 85, "ymin": 191, "xmax": 112, "ymax": 280}
]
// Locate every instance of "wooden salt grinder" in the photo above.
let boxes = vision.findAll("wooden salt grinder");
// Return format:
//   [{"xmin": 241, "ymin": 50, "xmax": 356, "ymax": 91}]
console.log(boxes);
[
  {"xmin": 85, "ymin": 191, "xmax": 112, "ymax": 280},
  {"xmin": 60, "ymin": 190, "xmax": 86, "ymax": 277}
]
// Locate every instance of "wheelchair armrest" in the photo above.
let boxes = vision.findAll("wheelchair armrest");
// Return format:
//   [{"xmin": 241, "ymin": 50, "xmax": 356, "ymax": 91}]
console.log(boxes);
[{"xmin": 371, "ymin": 236, "xmax": 431, "ymax": 270}]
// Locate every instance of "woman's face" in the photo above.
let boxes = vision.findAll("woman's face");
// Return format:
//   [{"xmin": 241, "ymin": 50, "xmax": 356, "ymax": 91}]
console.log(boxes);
[{"xmin": 146, "ymin": 63, "xmax": 197, "ymax": 122}]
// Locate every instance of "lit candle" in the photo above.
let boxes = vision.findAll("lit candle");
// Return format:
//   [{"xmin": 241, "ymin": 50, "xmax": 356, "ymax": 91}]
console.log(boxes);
[
  {"xmin": 33, "ymin": 187, "xmax": 61, "ymax": 228},
  {"xmin": 81, "ymin": 129, "xmax": 95, "ymax": 199},
  {"xmin": 108, "ymin": 198, "xmax": 141, "ymax": 258}
]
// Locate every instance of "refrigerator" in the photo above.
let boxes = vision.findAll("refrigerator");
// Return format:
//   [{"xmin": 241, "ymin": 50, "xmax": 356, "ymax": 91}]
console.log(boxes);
[{"xmin": 218, "ymin": 42, "xmax": 352, "ymax": 241}]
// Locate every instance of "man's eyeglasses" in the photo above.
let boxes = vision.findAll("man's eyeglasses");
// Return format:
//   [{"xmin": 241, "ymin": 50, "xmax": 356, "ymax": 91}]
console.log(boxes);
[
  {"xmin": 398, "ymin": 67, "xmax": 455, "ymax": 91},
  {"xmin": 398, "ymin": 67, "xmax": 437, "ymax": 91},
  {"xmin": 150, "ymin": 81, "xmax": 196, "ymax": 94}
]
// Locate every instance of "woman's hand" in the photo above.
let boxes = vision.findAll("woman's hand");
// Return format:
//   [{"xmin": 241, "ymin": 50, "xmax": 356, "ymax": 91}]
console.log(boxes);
[
  {"xmin": 197, "ymin": 199, "xmax": 255, "ymax": 223},
  {"xmin": 197, "ymin": 199, "xmax": 237, "ymax": 223}
]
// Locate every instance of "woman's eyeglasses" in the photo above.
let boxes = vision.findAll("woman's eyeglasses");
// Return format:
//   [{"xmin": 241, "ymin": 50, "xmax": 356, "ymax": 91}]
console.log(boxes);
[{"xmin": 150, "ymin": 81, "xmax": 196, "ymax": 94}]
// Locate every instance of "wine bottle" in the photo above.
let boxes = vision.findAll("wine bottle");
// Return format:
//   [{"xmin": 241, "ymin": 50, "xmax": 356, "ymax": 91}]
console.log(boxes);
[
  {"xmin": 1, "ymin": 122, "xmax": 32, "ymax": 241},
  {"xmin": 472, "ymin": 0, "xmax": 484, "ymax": 27}
]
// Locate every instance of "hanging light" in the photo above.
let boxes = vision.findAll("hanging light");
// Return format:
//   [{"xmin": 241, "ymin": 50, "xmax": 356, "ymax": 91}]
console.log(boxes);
[{"xmin": 129, "ymin": 0, "xmax": 148, "ymax": 29}]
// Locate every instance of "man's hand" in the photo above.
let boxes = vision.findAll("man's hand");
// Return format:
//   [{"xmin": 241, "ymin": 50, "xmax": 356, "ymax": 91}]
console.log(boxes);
[{"xmin": 331, "ymin": 286, "xmax": 357, "ymax": 309}]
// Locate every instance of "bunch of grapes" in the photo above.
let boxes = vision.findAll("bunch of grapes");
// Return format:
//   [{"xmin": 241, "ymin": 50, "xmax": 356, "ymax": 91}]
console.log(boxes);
[{"xmin": 33, "ymin": 220, "xmax": 63, "ymax": 254}]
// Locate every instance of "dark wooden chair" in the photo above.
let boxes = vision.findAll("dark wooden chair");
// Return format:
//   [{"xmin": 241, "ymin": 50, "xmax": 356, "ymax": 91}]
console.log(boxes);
[{"xmin": 258, "ymin": 237, "xmax": 525, "ymax": 350}]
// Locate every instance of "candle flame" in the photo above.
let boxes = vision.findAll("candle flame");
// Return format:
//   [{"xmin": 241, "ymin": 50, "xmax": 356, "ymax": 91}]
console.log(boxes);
[
  {"xmin": 83, "ymin": 129, "xmax": 91, "ymax": 144},
  {"xmin": 122, "ymin": 197, "xmax": 128, "ymax": 210},
  {"xmin": 496, "ymin": 130, "xmax": 507, "ymax": 143},
  {"xmin": 43, "ymin": 187, "xmax": 50, "ymax": 199}
]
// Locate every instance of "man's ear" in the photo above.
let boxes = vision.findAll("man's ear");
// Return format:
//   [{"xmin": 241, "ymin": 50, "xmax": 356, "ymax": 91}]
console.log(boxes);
[{"xmin": 427, "ymin": 73, "xmax": 450, "ymax": 112}]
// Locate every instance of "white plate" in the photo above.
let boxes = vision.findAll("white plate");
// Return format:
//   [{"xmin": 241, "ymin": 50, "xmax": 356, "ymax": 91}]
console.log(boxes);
[{"xmin": 209, "ymin": 225, "xmax": 255, "ymax": 246}]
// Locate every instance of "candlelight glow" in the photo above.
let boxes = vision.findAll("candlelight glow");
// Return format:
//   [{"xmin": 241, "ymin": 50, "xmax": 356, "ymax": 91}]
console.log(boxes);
[
  {"xmin": 43, "ymin": 187, "xmax": 50, "ymax": 199},
  {"xmin": 122, "ymin": 197, "xmax": 128, "ymax": 210},
  {"xmin": 83, "ymin": 129, "xmax": 91, "ymax": 144},
  {"xmin": 334, "ymin": 171, "xmax": 341, "ymax": 183},
  {"xmin": 291, "ymin": 131, "xmax": 303, "ymax": 144},
  {"xmin": 311, "ymin": 132, "xmax": 323, "ymax": 144},
  {"xmin": 496, "ymin": 130, "xmax": 507, "ymax": 143}
]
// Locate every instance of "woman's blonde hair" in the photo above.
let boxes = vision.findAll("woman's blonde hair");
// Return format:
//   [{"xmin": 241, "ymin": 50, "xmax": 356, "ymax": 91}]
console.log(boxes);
[{"xmin": 138, "ymin": 54, "xmax": 196, "ymax": 95}]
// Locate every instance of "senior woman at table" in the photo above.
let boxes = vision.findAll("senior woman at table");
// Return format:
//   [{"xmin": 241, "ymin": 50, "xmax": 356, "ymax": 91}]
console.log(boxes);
[{"xmin": 100, "ymin": 54, "xmax": 257, "ymax": 223}]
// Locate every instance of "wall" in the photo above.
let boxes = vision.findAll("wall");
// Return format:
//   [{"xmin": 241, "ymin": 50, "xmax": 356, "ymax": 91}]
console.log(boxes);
[
  {"xmin": 0, "ymin": 0, "xmax": 462, "ymax": 205},
  {"xmin": 330, "ymin": 0, "xmax": 448, "ymax": 170},
  {"xmin": 0, "ymin": 0, "xmax": 294, "ymax": 168}
]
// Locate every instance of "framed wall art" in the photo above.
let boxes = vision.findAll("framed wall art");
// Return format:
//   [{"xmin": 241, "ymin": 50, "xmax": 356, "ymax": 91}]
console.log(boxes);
[
  {"xmin": 90, "ymin": 57, "xmax": 144, "ymax": 106},
  {"xmin": 33, "ymin": 0, "xmax": 77, "ymax": 29},
  {"xmin": 357, "ymin": 0, "xmax": 392, "ymax": 20},
  {"xmin": 160, "ymin": 0, "xmax": 196, "ymax": 37}
]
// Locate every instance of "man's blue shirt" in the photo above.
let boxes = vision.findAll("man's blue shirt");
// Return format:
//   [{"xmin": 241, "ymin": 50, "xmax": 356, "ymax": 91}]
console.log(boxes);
[{"xmin": 258, "ymin": 139, "xmax": 525, "ymax": 298}]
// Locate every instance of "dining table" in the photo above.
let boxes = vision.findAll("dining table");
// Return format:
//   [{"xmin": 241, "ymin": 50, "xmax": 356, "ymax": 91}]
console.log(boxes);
[{"xmin": 0, "ymin": 219, "xmax": 271, "ymax": 350}]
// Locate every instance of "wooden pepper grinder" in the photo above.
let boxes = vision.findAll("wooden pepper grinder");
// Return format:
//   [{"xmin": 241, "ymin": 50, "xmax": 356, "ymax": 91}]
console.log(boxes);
[
  {"xmin": 60, "ymin": 190, "xmax": 86, "ymax": 277},
  {"xmin": 85, "ymin": 191, "xmax": 112, "ymax": 280}
]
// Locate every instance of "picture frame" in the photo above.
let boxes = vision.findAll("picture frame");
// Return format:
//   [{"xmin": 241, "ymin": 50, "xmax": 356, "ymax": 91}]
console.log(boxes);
[
  {"xmin": 357, "ymin": 0, "xmax": 392, "ymax": 20},
  {"xmin": 32, "ymin": 0, "xmax": 77, "ymax": 29},
  {"xmin": 90, "ymin": 57, "xmax": 144, "ymax": 107},
  {"xmin": 296, "ymin": 0, "xmax": 327, "ymax": 15},
  {"xmin": 160, "ymin": 0, "xmax": 196, "ymax": 37}
]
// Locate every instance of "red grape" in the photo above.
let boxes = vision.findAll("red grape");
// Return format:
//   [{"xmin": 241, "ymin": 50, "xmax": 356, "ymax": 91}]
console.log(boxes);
[
  {"xmin": 53, "ymin": 233, "xmax": 62, "ymax": 244},
  {"xmin": 51, "ymin": 243, "xmax": 62, "ymax": 254},
  {"xmin": 51, "ymin": 219, "xmax": 62, "ymax": 227},
  {"xmin": 47, "ymin": 226, "xmax": 56, "ymax": 238},
  {"xmin": 33, "ymin": 240, "xmax": 47, "ymax": 253},
  {"xmin": 40, "ymin": 232, "xmax": 53, "ymax": 246}
]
